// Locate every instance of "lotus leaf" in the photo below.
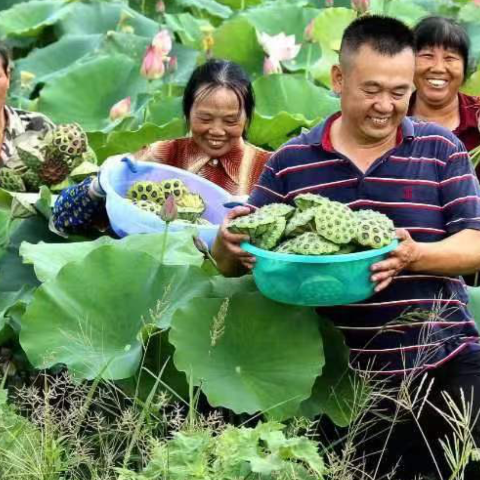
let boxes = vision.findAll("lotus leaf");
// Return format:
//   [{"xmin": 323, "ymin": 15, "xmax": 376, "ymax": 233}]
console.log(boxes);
[
  {"xmin": 55, "ymin": 2, "xmax": 158, "ymax": 37},
  {"xmin": 169, "ymin": 292, "xmax": 324, "ymax": 420},
  {"xmin": 468, "ymin": 286, "xmax": 480, "ymax": 332},
  {"xmin": 20, "ymin": 230, "xmax": 204, "ymax": 283},
  {"xmin": 164, "ymin": 12, "xmax": 213, "ymax": 50},
  {"xmin": 37, "ymin": 55, "xmax": 147, "ymax": 131},
  {"xmin": 253, "ymin": 75, "xmax": 340, "ymax": 121},
  {"xmin": 212, "ymin": 16, "xmax": 265, "ymax": 76},
  {"xmin": 300, "ymin": 317, "xmax": 355, "ymax": 427},
  {"xmin": 176, "ymin": 0, "xmax": 233, "ymax": 19},
  {"xmin": 91, "ymin": 121, "xmax": 186, "ymax": 164},
  {"xmin": 12, "ymin": 34, "xmax": 103, "ymax": 94},
  {"xmin": 20, "ymin": 246, "xmax": 212, "ymax": 379},
  {"xmin": 312, "ymin": 7, "xmax": 357, "ymax": 52},
  {"xmin": 0, "ymin": 1, "xmax": 66, "ymax": 38}
]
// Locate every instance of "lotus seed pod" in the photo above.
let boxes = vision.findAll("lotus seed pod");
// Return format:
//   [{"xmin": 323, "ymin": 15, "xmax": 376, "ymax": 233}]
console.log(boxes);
[
  {"xmin": 256, "ymin": 216, "xmax": 287, "ymax": 250},
  {"xmin": 257, "ymin": 203, "xmax": 295, "ymax": 219},
  {"xmin": 284, "ymin": 207, "xmax": 317, "ymax": 237},
  {"xmin": 288, "ymin": 232, "xmax": 340, "ymax": 255},
  {"xmin": 127, "ymin": 181, "xmax": 163, "ymax": 203},
  {"xmin": 314, "ymin": 200, "xmax": 358, "ymax": 244}
]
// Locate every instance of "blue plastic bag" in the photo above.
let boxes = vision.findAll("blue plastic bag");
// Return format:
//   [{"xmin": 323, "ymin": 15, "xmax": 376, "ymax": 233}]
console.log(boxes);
[{"xmin": 101, "ymin": 156, "xmax": 231, "ymax": 247}]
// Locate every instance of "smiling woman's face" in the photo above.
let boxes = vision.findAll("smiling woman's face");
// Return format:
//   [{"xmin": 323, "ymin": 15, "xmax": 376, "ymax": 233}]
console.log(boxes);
[
  {"xmin": 189, "ymin": 86, "xmax": 247, "ymax": 158},
  {"xmin": 414, "ymin": 45, "xmax": 464, "ymax": 108}
]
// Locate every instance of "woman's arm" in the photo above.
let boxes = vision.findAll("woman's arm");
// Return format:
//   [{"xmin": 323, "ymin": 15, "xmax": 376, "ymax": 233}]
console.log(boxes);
[{"xmin": 51, "ymin": 176, "xmax": 107, "ymax": 234}]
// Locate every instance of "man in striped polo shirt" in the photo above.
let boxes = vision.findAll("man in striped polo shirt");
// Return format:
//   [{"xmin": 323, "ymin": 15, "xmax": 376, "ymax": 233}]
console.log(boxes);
[{"xmin": 213, "ymin": 15, "xmax": 480, "ymax": 480}]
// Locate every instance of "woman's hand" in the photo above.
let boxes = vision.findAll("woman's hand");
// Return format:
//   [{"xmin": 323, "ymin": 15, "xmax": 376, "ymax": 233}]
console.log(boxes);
[
  {"xmin": 212, "ymin": 206, "xmax": 256, "ymax": 276},
  {"xmin": 370, "ymin": 229, "xmax": 422, "ymax": 292}
]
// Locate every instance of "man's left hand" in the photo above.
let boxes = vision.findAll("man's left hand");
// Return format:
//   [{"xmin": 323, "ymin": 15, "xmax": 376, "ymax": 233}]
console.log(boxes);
[{"xmin": 370, "ymin": 229, "xmax": 422, "ymax": 293}]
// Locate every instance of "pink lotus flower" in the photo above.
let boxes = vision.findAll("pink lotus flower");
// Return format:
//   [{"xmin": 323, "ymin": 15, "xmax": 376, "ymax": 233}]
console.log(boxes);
[
  {"xmin": 160, "ymin": 194, "xmax": 178, "ymax": 223},
  {"xmin": 140, "ymin": 45, "xmax": 165, "ymax": 80},
  {"xmin": 263, "ymin": 56, "xmax": 282, "ymax": 75},
  {"xmin": 351, "ymin": 0, "xmax": 370, "ymax": 13},
  {"xmin": 325, "ymin": 0, "xmax": 334, "ymax": 6},
  {"xmin": 258, "ymin": 32, "xmax": 301, "ymax": 63},
  {"xmin": 109, "ymin": 97, "xmax": 131, "ymax": 121},
  {"xmin": 156, "ymin": 0, "xmax": 165, "ymax": 13},
  {"xmin": 152, "ymin": 29, "xmax": 172, "ymax": 58},
  {"xmin": 474, "ymin": 0, "xmax": 480, "ymax": 5}
]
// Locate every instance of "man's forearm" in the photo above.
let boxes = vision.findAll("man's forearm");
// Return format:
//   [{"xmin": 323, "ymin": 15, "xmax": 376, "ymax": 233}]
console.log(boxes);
[
  {"xmin": 211, "ymin": 238, "xmax": 248, "ymax": 277},
  {"xmin": 409, "ymin": 229, "xmax": 480, "ymax": 275}
]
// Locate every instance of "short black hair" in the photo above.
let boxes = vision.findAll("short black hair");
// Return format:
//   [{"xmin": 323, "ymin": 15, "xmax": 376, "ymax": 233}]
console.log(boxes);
[
  {"xmin": 340, "ymin": 15, "xmax": 415, "ymax": 65},
  {"xmin": 0, "ymin": 42, "xmax": 11, "ymax": 75},
  {"xmin": 413, "ymin": 16, "xmax": 470, "ymax": 78},
  {"xmin": 182, "ymin": 59, "xmax": 254, "ymax": 138}
]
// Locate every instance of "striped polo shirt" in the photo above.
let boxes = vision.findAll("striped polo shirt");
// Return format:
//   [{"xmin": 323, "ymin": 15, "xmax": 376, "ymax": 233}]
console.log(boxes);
[{"xmin": 248, "ymin": 114, "xmax": 480, "ymax": 375}]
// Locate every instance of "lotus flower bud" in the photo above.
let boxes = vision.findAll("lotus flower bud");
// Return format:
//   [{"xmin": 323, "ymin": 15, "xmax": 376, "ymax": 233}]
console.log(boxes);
[
  {"xmin": 304, "ymin": 19, "xmax": 315, "ymax": 43},
  {"xmin": 160, "ymin": 194, "xmax": 177, "ymax": 223},
  {"xmin": 109, "ymin": 97, "xmax": 131, "ymax": 121},
  {"xmin": 351, "ymin": 0, "xmax": 370, "ymax": 13},
  {"xmin": 263, "ymin": 56, "xmax": 282, "ymax": 75},
  {"xmin": 193, "ymin": 236, "xmax": 209, "ymax": 255},
  {"xmin": 152, "ymin": 29, "xmax": 172, "ymax": 58},
  {"xmin": 156, "ymin": 0, "xmax": 165, "ymax": 13},
  {"xmin": 140, "ymin": 45, "xmax": 165, "ymax": 80},
  {"xmin": 325, "ymin": 0, "xmax": 334, "ymax": 6}
]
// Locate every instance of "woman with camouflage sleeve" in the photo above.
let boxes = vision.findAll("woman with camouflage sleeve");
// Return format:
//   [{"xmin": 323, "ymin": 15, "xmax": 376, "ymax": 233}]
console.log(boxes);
[{"xmin": 0, "ymin": 42, "xmax": 54, "ymax": 168}]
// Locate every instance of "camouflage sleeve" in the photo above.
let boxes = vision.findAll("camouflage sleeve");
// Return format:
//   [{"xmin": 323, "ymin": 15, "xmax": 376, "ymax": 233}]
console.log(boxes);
[{"xmin": 52, "ymin": 176, "xmax": 107, "ymax": 234}]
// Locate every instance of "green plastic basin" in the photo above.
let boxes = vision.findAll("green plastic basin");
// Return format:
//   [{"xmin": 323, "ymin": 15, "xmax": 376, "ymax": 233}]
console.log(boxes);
[{"xmin": 241, "ymin": 239, "xmax": 399, "ymax": 306}]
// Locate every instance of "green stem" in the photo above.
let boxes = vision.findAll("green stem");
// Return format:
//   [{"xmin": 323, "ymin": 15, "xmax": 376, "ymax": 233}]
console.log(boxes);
[
  {"xmin": 240, "ymin": 0, "xmax": 245, "ymax": 10},
  {"xmin": 160, "ymin": 222, "xmax": 169, "ymax": 265},
  {"xmin": 305, "ymin": 43, "xmax": 312, "ymax": 80}
]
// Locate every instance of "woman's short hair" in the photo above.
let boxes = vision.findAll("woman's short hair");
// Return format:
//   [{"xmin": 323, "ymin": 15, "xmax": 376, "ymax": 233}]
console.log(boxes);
[
  {"xmin": 413, "ymin": 16, "xmax": 470, "ymax": 78},
  {"xmin": 0, "ymin": 42, "xmax": 11, "ymax": 75},
  {"xmin": 182, "ymin": 59, "xmax": 254, "ymax": 137}
]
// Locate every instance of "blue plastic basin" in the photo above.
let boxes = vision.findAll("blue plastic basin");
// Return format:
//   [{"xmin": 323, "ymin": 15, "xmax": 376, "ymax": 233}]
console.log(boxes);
[{"xmin": 241, "ymin": 239, "xmax": 399, "ymax": 306}]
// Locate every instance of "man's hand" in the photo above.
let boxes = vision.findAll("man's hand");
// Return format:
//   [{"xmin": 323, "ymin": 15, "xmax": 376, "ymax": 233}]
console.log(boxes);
[
  {"xmin": 370, "ymin": 229, "xmax": 422, "ymax": 292},
  {"xmin": 211, "ymin": 206, "xmax": 256, "ymax": 276}
]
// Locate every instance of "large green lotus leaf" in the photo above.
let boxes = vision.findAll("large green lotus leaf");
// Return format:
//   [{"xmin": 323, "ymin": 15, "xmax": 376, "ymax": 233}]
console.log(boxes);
[
  {"xmin": 468, "ymin": 286, "xmax": 480, "ymax": 331},
  {"xmin": 37, "ymin": 55, "xmax": 147, "ymax": 131},
  {"xmin": 312, "ymin": 7, "xmax": 356, "ymax": 52},
  {"xmin": 300, "ymin": 317, "xmax": 355, "ymax": 427},
  {"xmin": 210, "ymin": 274, "xmax": 258, "ymax": 298},
  {"xmin": 369, "ymin": 0, "xmax": 427, "ymax": 26},
  {"xmin": 170, "ymin": 292, "xmax": 323, "ymax": 420},
  {"xmin": 20, "ymin": 246, "xmax": 212, "ymax": 379},
  {"xmin": 164, "ymin": 12, "xmax": 213, "ymax": 49},
  {"xmin": 465, "ymin": 23, "xmax": 480, "ymax": 64},
  {"xmin": 462, "ymin": 66, "xmax": 480, "ymax": 96},
  {"xmin": 242, "ymin": 4, "xmax": 319, "ymax": 39},
  {"xmin": 310, "ymin": 45, "xmax": 338, "ymax": 89},
  {"xmin": 91, "ymin": 120, "xmax": 186, "ymax": 163},
  {"xmin": 0, "ymin": 0, "xmax": 29, "ymax": 12},
  {"xmin": 248, "ymin": 110, "xmax": 317, "ymax": 150},
  {"xmin": 253, "ymin": 74, "xmax": 340, "ymax": 120},
  {"xmin": 217, "ymin": 0, "xmax": 263, "ymax": 9},
  {"xmin": 0, "ymin": 1, "xmax": 66, "ymax": 38},
  {"xmin": 0, "ymin": 216, "xmax": 61, "ymax": 293},
  {"xmin": 0, "ymin": 286, "xmax": 33, "ymax": 343},
  {"xmin": 176, "ymin": 0, "xmax": 232, "ymax": 19},
  {"xmin": 20, "ymin": 230, "xmax": 204, "ymax": 283},
  {"xmin": 11, "ymin": 34, "xmax": 103, "ymax": 93},
  {"xmin": 55, "ymin": 2, "xmax": 158, "ymax": 38},
  {"xmin": 145, "ymin": 96, "xmax": 184, "ymax": 126},
  {"xmin": 212, "ymin": 16, "xmax": 265, "ymax": 77}
]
